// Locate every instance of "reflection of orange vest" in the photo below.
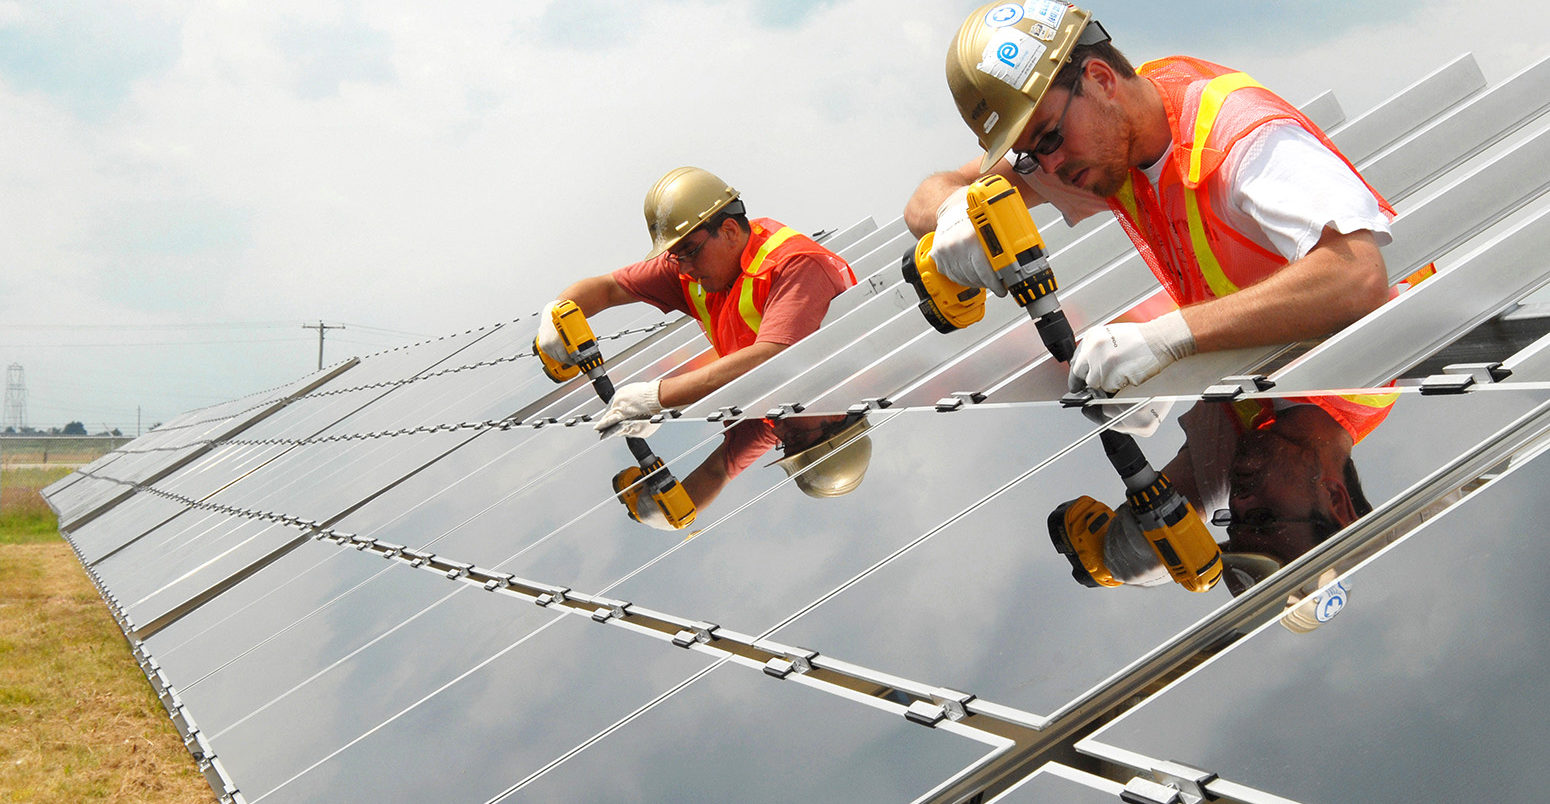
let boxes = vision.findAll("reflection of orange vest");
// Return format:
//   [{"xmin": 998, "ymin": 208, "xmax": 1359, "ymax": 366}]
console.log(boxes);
[
  {"xmin": 1229, "ymin": 392, "xmax": 1397, "ymax": 444},
  {"xmin": 1109, "ymin": 57, "xmax": 1394, "ymax": 306},
  {"xmin": 678, "ymin": 218, "xmax": 856, "ymax": 356}
]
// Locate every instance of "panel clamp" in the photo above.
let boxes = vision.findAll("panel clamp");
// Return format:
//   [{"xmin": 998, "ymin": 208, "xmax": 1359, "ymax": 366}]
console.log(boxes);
[
  {"xmin": 1420, "ymin": 362, "xmax": 1513, "ymax": 395},
  {"xmin": 707, "ymin": 405, "xmax": 744, "ymax": 422},
  {"xmin": 847, "ymin": 397, "xmax": 892, "ymax": 416},
  {"xmin": 934, "ymin": 391, "xmax": 986, "ymax": 412},
  {"xmin": 765, "ymin": 402, "xmax": 806, "ymax": 420},
  {"xmin": 1202, "ymin": 374, "xmax": 1275, "ymax": 401},
  {"xmin": 904, "ymin": 700, "xmax": 947, "ymax": 728}
]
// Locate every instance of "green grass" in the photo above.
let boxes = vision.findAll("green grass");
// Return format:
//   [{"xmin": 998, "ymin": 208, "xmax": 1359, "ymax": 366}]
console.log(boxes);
[{"xmin": 0, "ymin": 466, "xmax": 74, "ymax": 545}]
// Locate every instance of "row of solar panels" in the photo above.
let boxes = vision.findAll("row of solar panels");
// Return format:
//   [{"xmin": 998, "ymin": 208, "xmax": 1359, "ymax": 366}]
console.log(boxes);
[{"xmin": 44, "ymin": 52, "xmax": 1550, "ymax": 803}]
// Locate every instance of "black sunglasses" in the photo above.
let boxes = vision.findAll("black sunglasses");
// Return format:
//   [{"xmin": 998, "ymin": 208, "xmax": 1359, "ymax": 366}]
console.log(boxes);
[{"xmin": 1012, "ymin": 78, "xmax": 1082, "ymax": 175}]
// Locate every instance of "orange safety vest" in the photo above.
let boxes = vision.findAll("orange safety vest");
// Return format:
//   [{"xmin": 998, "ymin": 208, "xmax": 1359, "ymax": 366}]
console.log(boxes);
[
  {"xmin": 678, "ymin": 218, "xmax": 856, "ymax": 356},
  {"xmin": 1109, "ymin": 57, "xmax": 1395, "ymax": 306},
  {"xmin": 1227, "ymin": 391, "xmax": 1397, "ymax": 444}
]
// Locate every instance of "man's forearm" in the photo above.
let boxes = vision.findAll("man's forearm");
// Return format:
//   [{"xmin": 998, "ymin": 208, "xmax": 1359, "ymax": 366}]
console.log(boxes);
[
  {"xmin": 906, "ymin": 171, "xmax": 974, "ymax": 237},
  {"xmin": 557, "ymin": 274, "xmax": 634, "ymax": 317},
  {"xmin": 658, "ymin": 341, "xmax": 785, "ymax": 409},
  {"xmin": 1180, "ymin": 229, "xmax": 1388, "ymax": 352}
]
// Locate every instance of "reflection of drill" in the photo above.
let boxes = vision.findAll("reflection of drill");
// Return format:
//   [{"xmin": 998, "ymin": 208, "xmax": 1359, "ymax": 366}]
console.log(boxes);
[
  {"xmin": 1048, "ymin": 430, "xmax": 1222, "ymax": 593},
  {"xmin": 534, "ymin": 301, "xmax": 696, "ymax": 529},
  {"xmin": 901, "ymin": 175, "xmax": 1076, "ymax": 361}
]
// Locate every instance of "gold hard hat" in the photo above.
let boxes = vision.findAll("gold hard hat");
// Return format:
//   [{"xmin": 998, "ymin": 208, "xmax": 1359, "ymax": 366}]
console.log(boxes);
[
  {"xmin": 643, "ymin": 166, "xmax": 740, "ymax": 259},
  {"xmin": 946, "ymin": 2, "xmax": 1101, "ymax": 172},
  {"xmin": 775, "ymin": 416, "xmax": 873, "ymax": 499}
]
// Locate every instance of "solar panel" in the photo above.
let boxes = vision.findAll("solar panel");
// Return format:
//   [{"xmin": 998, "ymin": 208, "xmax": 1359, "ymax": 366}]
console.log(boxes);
[
  {"xmin": 1078, "ymin": 442, "xmax": 1550, "ymax": 803},
  {"xmin": 42, "ymin": 54, "xmax": 1550, "ymax": 804}
]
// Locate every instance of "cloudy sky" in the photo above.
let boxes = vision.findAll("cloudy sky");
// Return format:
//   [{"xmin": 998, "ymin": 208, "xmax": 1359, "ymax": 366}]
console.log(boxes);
[{"xmin": 3, "ymin": 0, "xmax": 1548, "ymax": 432}]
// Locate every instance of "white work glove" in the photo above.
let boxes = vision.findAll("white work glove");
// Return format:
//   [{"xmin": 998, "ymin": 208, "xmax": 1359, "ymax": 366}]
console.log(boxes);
[
  {"xmin": 535, "ymin": 300, "xmax": 572, "ymax": 365},
  {"xmin": 593, "ymin": 380, "xmax": 664, "ymax": 438},
  {"xmin": 1080, "ymin": 398, "xmax": 1176, "ymax": 438},
  {"xmin": 1068, "ymin": 310, "xmax": 1198, "ymax": 394},
  {"xmin": 929, "ymin": 186, "xmax": 1007, "ymax": 296},
  {"xmin": 1102, "ymin": 503, "xmax": 1171, "ymax": 586}
]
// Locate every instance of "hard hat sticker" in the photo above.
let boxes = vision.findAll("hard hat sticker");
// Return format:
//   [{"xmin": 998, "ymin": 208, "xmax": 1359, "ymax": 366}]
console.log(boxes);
[
  {"xmin": 983, "ymin": 111, "xmax": 1000, "ymax": 134},
  {"xmin": 984, "ymin": 3, "xmax": 1024, "ymax": 28},
  {"xmin": 977, "ymin": 29, "xmax": 1045, "ymax": 90},
  {"xmin": 1024, "ymin": 0, "xmax": 1068, "ymax": 32},
  {"xmin": 1314, "ymin": 579, "xmax": 1350, "ymax": 623}
]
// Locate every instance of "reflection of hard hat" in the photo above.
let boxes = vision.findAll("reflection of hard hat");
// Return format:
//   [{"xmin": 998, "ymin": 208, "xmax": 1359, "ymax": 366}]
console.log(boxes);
[
  {"xmin": 643, "ymin": 166, "xmax": 742, "ymax": 259},
  {"xmin": 1222, "ymin": 554, "xmax": 1350, "ymax": 634},
  {"xmin": 1221, "ymin": 551, "xmax": 1282, "ymax": 597},
  {"xmin": 946, "ymin": 2, "xmax": 1106, "ymax": 172},
  {"xmin": 775, "ymin": 416, "xmax": 872, "ymax": 499}
]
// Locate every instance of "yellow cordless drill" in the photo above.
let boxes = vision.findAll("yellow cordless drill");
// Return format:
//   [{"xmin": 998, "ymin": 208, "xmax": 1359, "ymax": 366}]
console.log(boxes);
[
  {"xmin": 901, "ymin": 174, "xmax": 1076, "ymax": 362},
  {"xmin": 1048, "ymin": 429, "xmax": 1222, "ymax": 593},
  {"xmin": 535, "ymin": 299, "xmax": 614, "ymax": 399},
  {"xmin": 534, "ymin": 301, "xmax": 696, "ymax": 529}
]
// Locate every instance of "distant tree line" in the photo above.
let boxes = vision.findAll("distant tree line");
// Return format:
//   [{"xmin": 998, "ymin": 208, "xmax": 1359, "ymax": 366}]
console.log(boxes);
[{"xmin": 2, "ymin": 422, "xmax": 126, "ymax": 437}]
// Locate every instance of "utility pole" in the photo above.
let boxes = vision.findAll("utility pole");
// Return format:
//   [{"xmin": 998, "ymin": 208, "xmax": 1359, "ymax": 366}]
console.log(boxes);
[{"xmin": 301, "ymin": 321, "xmax": 345, "ymax": 370}]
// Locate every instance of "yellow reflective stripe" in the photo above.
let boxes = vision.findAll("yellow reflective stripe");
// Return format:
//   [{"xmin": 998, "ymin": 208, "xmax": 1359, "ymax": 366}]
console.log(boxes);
[
  {"xmin": 1188, "ymin": 71, "xmax": 1263, "ymax": 185},
  {"xmin": 1184, "ymin": 187, "xmax": 1240, "ymax": 298},
  {"xmin": 737, "ymin": 226, "xmax": 800, "ymax": 334},
  {"xmin": 745, "ymin": 226, "xmax": 799, "ymax": 276},
  {"xmin": 1340, "ymin": 392, "xmax": 1400, "ymax": 408},
  {"xmin": 1180, "ymin": 72, "xmax": 1263, "ymax": 299},
  {"xmin": 685, "ymin": 281, "xmax": 719, "ymax": 352},
  {"xmin": 1114, "ymin": 176, "xmax": 1140, "ymax": 222}
]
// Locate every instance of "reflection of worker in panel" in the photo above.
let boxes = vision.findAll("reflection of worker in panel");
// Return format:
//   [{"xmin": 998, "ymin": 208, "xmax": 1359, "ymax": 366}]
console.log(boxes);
[
  {"xmin": 1049, "ymin": 393, "xmax": 1395, "ymax": 607},
  {"xmin": 614, "ymin": 413, "xmax": 873, "ymax": 530},
  {"xmin": 533, "ymin": 167, "xmax": 856, "ymax": 437},
  {"xmin": 903, "ymin": 3, "xmax": 1395, "ymax": 394}
]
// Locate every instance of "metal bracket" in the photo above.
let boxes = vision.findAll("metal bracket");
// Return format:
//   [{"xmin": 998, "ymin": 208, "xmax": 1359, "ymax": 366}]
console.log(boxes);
[
  {"xmin": 763, "ymin": 657, "xmax": 795, "ymax": 679},
  {"xmin": 707, "ymin": 405, "xmax": 743, "ymax": 422},
  {"xmin": 1202, "ymin": 374, "xmax": 1275, "ymax": 401},
  {"xmin": 846, "ymin": 397, "xmax": 892, "ymax": 416},
  {"xmin": 929, "ymin": 687, "xmax": 977, "ymax": 722},
  {"xmin": 1421, "ymin": 362, "xmax": 1513, "ymax": 395},
  {"xmin": 672, "ymin": 621, "xmax": 720, "ymax": 647},
  {"xmin": 764, "ymin": 402, "xmax": 805, "ymax": 420},
  {"xmin": 1152, "ymin": 760, "xmax": 1217, "ymax": 800},
  {"xmin": 934, "ymin": 391, "xmax": 986, "ymax": 412},
  {"xmin": 904, "ymin": 700, "xmax": 947, "ymax": 727},
  {"xmin": 1121, "ymin": 777, "xmax": 1184, "ymax": 804}
]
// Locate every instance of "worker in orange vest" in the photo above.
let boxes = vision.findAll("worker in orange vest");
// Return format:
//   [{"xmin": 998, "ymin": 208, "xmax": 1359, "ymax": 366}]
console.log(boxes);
[
  {"xmin": 537, "ymin": 166, "xmax": 856, "ymax": 444},
  {"xmin": 904, "ymin": 3, "xmax": 1396, "ymax": 394}
]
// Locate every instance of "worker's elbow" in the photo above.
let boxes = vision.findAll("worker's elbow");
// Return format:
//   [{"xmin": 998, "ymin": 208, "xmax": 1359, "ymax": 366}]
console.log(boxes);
[
  {"xmin": 1349, "ymin": 252, "xmax": 1389, "ymax": 319},
  {"xmin": 904, "ymin": 189, "xmax": 938, "ymax": 238}
]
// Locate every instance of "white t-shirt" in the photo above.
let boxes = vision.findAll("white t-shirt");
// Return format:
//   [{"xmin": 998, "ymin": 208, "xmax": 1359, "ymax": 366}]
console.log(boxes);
[{"xmin": 1018, "ymin": 120, "xmax": 1392, "ymax": 261}]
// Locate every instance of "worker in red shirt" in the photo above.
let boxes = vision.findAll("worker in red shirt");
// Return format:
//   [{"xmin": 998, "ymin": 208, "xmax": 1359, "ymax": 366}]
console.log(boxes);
[{"xmin": 535, "ymin": 167, "xmax": 859, "ymax": 509}]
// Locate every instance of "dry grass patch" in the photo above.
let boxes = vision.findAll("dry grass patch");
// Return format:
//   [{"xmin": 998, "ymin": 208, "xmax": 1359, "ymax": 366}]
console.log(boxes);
[{"xmin": 0, "ymin": 467, "xmax": 213, "ymax": 802}]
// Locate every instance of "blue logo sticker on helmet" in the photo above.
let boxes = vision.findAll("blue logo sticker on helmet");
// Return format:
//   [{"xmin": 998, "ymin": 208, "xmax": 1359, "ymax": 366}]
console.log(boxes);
[
  {"xmin": 985, "ymin": 3, "xmax": 1025, "ymax": 28},
  {"xmin": 1315, "ymin": 580, "xmax": 1350, "ymax": 623}
]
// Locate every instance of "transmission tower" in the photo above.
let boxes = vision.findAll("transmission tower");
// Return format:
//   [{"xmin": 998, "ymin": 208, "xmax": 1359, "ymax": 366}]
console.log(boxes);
[{"xmin": 3, "ymin": 364, "xmax": 26, "ymax": 431}]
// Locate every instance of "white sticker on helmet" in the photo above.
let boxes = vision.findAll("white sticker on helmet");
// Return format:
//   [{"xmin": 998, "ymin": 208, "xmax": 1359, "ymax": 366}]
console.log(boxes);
[
  {"xmin": 984, "ymin": 3, "xmax": 1024, "ymax": 27},
  {"xmin": 1024, "ymin": 0, "xmax": 1068, "ymax": 31},
  {"xmin": 977, "ymin": 28, "xmax": 1045, "ymax": 90},
  {"xmin": 983, "ymin": 111, "xmax": 1000, "ymax": 134},
  {"xmin": 1314, "ymin": 579, "xmax": 1350, "ymax": 623}
]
